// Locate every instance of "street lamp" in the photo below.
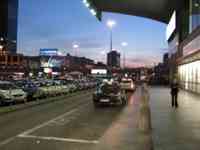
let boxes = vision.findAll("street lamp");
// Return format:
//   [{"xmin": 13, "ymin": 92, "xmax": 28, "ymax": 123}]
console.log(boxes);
[
  {"xmin": 107, "ymin": 20, "xmax": 116, "ymax": 51},
  {"xmin": 0, "ymin": 45, "xmax": 3, "ymax": 51},
  {"xmin": 121, "ymin": 42, "xmax": 128, "ymax": 69},
  {"xmin": 73, "ymin": 44, "xmax": 79, "ymax": 56}
]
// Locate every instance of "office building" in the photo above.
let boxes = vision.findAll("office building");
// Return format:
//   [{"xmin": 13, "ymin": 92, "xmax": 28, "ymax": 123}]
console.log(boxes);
[
  {"xmin": 107, "ymin": 50, "xmax": 120, "ymax": 68},
  {"xmin": 0, "ymin": 0, "xmax": 19, "ymax": 53},
  {"xmin": 167, "ymin": 0, "xmax": 200, "ymax": 93}
]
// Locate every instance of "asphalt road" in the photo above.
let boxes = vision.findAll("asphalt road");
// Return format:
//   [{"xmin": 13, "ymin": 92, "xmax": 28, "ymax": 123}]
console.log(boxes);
[{"xmin": 0, "ymin": 91, "xmax": 136, "ymax": 150}]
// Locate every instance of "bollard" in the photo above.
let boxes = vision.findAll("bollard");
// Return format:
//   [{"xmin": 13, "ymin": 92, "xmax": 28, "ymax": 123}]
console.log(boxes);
[{"xmin": 138, "ymin": 83, "xmax": 152, "ymax": 133}]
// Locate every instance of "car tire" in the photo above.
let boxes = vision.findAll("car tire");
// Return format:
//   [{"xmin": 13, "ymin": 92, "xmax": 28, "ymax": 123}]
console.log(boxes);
[
  {"xmin": 121, "ymin": 98, "xmax": 127, "ymax": 105},
  {"xmin": 93, "ymin": 102, "xmax": 100, "ymax": 108}
]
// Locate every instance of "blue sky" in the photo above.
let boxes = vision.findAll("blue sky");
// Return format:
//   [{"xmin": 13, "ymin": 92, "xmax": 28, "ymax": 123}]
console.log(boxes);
[{"xmin": 18, "ymin": 0, "xmax": 168, "ymax": 67}]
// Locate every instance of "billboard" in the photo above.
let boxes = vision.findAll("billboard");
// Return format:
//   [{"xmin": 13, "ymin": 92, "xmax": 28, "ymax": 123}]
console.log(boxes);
[
  {"xmin": 91, "ymin": 69, "xmax": 107, "ymax": 75},
  {"xmin": 40, "ymin": 56, "xmax": 65, "ymax": 68},
  {"xmin": 166, "ymin": 11, "xmax": 176, "ymax": 41},
  {"xmin": 40, "ymin": 49, "xmax": 58, "ymax": 56}
]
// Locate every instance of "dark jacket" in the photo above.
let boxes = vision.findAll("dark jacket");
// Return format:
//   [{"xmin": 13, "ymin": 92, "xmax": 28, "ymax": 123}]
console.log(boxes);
[{"xmin": 171, "ymin": 83, "xmax": 179, "ymax": 95}]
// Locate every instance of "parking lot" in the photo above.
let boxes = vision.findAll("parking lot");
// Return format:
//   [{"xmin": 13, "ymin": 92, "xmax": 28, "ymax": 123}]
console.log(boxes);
[{"xmin": 0, "ymin": 89, "xmax": 146, "ymax": 150}]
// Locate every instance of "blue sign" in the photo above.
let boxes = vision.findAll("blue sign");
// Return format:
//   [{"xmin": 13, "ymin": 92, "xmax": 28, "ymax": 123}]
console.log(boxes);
[{"xmin": 40, "ymin": 49, "xmax": 58, "ymax": 56}]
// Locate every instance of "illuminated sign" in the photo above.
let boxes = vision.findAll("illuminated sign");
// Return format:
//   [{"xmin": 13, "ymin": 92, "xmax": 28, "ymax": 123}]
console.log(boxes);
[
  {"xmin": 40, "ymin": 49, "xmax": 58, "ymax": 56},
  {"xmin": 91, "ymin": 69, "xmax": 107, "ymax": 74},
  {"xmin": 83, "ymin": 0, "xmax": 102, "ymax": 21},
  {"xmin": 44, "ymin": 68, "xmax": 52, "ymax": 74},
  {"xmin": 166, "ymin": 11, "xmax": 176, "ymax": 40},
  {"xmin": 183, "ymin": 34, "xmax": 200, "ymax": 57}
]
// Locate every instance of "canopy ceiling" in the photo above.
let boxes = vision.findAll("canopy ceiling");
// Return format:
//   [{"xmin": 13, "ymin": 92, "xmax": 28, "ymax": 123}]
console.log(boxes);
[{"xmin": 89, "ymin": 0, "xmax": 177, "ymax": 23}]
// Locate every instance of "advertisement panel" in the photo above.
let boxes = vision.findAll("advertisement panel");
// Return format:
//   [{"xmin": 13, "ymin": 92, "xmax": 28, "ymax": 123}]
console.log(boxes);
[
  {"xmin": 91, "ymin": 69, "xmax": 107, "ymax": 75},
  {"xmin": 40, "ymin": 49, "xmax": 58, "ymax": 56}
]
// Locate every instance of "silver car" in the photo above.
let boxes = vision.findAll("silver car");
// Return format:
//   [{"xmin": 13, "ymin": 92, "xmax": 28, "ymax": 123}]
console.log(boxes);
[{"xmin": 0, "ymin": 81, "xmax": 27, "ymax": 105}]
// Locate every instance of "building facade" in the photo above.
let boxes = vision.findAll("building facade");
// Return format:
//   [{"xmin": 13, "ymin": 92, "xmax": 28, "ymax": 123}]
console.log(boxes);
[
  {"xmin": 0, "ymin": 0, "xmax": 19, "ymax": 53},
  {"xmin": 107, "ymin": 51, "xmax": 120, "ymax": 68},
  {"xmin": 167, "ymin": 0, "xmax": 200, "ymax": 93}
]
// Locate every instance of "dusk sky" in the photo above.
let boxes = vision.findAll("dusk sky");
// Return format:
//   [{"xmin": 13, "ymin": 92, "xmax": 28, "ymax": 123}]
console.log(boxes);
[{"xmin": 18, "ymin": 0, "xmax": 168, "ymax": 67}]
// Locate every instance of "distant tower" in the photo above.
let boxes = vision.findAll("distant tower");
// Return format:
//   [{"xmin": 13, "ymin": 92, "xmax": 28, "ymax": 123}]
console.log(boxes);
[{"xmin": 107, "ymin": 50, "xmax": 121, "ymax": 68}]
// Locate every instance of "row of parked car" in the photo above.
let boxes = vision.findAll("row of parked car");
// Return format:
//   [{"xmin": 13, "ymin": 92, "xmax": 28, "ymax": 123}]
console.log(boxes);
[{"xmin": 0, "ymin": 79, "xmax": 98, "ymax": 106}]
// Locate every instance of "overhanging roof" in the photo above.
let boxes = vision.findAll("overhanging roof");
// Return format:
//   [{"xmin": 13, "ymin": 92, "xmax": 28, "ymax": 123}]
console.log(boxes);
[{"xmin": 89, "ymin": 0, "xmax": 177, "ymax": 23}]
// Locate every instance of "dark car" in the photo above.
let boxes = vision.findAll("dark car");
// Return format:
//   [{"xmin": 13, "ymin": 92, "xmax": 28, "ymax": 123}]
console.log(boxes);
[
  {"xmin": 15, "ymin": 80, "xmax": 38, "ymax": 101},
  {"xmin": 93, "ymin": 81, "xmax": 127, "ymax": 107}
]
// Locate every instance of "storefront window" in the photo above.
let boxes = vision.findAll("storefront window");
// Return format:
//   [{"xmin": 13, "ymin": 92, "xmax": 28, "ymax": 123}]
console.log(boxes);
[
  {"xmin": 179, "ymin": 60, "xmax": 200, "ymax": 93},
  {"xmin": 190, "ymin": 0, "xmax": 200, "ymax": 32}
]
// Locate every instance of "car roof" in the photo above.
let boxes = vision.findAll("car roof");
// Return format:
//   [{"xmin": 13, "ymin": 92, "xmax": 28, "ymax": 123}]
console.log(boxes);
[{"xmin": 0, "ymin": 81, "xmax": 12, "ymax": 84}]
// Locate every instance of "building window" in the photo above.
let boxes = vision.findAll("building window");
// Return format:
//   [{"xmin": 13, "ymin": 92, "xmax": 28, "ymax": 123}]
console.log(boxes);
[
  {"xmin": 190, "ymin": 0, "xmax": 200, "ymax": 32},
  {"xmin": 13, "ymin": 56, "xmax": 18, "ymax": 62},
  {"xmin": 179, "ymin": 60, "xmax": 200, "ymax": 93}
]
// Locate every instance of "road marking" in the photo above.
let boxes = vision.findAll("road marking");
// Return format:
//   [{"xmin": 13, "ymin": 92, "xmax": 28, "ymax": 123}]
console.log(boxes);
[
  {"xmin": 19, "ymin": 103, "xmax": 89, "ymax": 136},
  {"xmin": 0, "ymin": 137, "xmax": 16, "ymax": 147},
  {"xmin": 0, "ymin": 103, "xmax": 90, "ymax": 147},
  {"xmin": 18, "ymin": 134, "xmax": 99, "ymax": 144}
]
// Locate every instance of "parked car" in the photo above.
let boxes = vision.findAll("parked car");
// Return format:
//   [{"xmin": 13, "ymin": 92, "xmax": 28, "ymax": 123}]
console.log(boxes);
[
  {"xmin": 120, "ymin": 78, "xmax": 136, "ymax": 91},
  {"xmin": 0, "ymin": 81, "xmax": 27, "ymax": 105},
  {"xmin": 93, "ymin": 81, "xmax": 127, "ymax": 107},
  {"xmin": 15, "ymin": 80, "xmax": 39, "ymax": 101}
]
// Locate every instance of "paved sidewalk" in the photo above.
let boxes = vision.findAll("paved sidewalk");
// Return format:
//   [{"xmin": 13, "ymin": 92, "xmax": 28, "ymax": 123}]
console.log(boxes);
[
  {"xmin": 150, "ymin": 87, "xmax": 200, "ymax": 150},
  {"xmin": 94, "ymin": 88, "xmax": 153, "ymax": 150}
]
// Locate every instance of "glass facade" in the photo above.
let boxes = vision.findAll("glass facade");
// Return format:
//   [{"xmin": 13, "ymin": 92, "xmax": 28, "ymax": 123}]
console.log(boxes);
[
  {"xmin": 0, "ymin": 0, "xmax": 18, "ymax": 53},
  {"xmin": 190, "ymin": 0, "xmax": 200, "ymax": 32},
  {"xmin": 179, "ymin": 61, "xmax": 200, "ymax": 93}
]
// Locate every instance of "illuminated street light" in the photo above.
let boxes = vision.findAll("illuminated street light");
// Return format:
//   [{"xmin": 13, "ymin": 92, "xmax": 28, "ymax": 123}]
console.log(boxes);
[
  {"xmin": 121, "ymin": 42, "xmax": 128, "ymax": 47},
  {"xmin": 73, "ymin": 44, "xmax": 79, "ymax": 56},
  {"xmin": 107, "ymin": 20, "xmax": 116, "ymax": 29},
  {"xmin": 73, "ymin": 44, "xmax": 79, "ymax": 49},
  {"xmin": 107, "ymin": 20, "xmax": 116, "ymax": 51},
  {"xmin": 0, "ymin": 45, "xmax": 3, "ymax": 51}
]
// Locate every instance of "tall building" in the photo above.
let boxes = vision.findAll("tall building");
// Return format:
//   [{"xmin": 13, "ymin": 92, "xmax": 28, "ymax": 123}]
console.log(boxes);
[
  {"xmin": 107, "ymin": 50, "xmax": 120, "ymax": 68},
  {"xmin": 0, "ymin": 0, "xmax": 19, "ymax": 54},
  {"xmin": 167, "ymin": 0, "xmax": 200, "ymax": 94}
]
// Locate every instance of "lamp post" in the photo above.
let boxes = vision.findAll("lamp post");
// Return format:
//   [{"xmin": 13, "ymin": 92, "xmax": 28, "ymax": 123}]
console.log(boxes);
[
  {"xmin": 121, "ymin": 42, "xmax": 128, "ymax": 69},
  {"xmin": 73, "ymin": 44, "xmax": 79, "ymax": 57},
  {"xmin": 107, "ymin": 20, "xmax": 116, "ymax": 52},
  {"xmin": 0, "ymin": 45, "xmax": 3, "ymax": 51}
]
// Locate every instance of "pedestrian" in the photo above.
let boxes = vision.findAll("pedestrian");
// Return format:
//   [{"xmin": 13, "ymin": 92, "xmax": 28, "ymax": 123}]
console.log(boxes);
[{"xmin": 170, "ymin": 79, "xmax": 179, "ymax": 108}]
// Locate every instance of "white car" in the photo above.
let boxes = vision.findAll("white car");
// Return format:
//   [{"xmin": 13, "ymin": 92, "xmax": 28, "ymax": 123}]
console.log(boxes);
[
  {"xmin": 0, "ymin": 81, "xmax": 27, "ymax": 105},
  {"xmin": 120, "ymin": 78, "xmax": 135, "ymax": 91}
]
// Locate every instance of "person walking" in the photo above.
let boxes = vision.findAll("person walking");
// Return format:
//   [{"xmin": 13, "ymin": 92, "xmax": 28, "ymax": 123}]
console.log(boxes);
[{"xmin": 170, "ymin": 79, "xmax": 179, "ymax": 108}]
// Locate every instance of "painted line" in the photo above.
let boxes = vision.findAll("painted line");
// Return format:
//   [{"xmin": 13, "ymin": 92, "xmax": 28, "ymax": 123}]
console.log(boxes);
[
  {"xmin": 0, "ymin": 103, "xmax": 90, "ymax": 147},
  {"xmin": 18, "ymin": 134, "xmax": 99, "ymax": 144},
  {"xmin": 19, "ymin": 103, "xmax": 90, "ymax": 136},
  {"xmin": 0, "ymin": 137, "xmax": 16, "ymax": 147}
]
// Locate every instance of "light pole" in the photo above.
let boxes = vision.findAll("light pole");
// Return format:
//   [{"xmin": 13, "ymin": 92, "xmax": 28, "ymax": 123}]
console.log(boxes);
[
  {"xmin": 0, "ymin": 45, "xmax": 3, "ymax": 51},
  {"xmin": 73, "ymin": 44, "xmax": 79, "ymax": 57},
  {"xmin": 107, "ymin": 20, "xmax": 116, "ymax": 52},
  {"xmin": 121, "ymin": 42, "xmax": 128, "ymax": 69}
]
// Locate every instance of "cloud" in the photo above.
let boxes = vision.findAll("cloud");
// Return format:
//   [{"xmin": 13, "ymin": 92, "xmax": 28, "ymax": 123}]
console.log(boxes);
[{"xmin": 125, "ymin": 55, "xmax": 161, "ymax": 68}]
